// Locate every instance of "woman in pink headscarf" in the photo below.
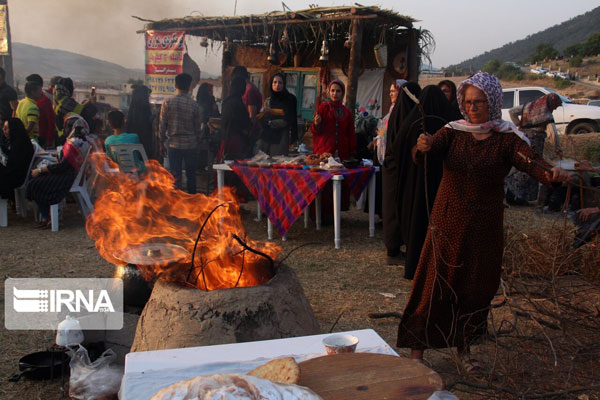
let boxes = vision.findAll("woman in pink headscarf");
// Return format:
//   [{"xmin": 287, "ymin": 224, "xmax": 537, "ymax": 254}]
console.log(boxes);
[
  {"xmin": 396, "ymin": 72, "xmax": 570, "ymax": 373},
  {"xmin": 311, "ymin": 80, "xmax": 356, "ymax": 161},
  {"xmin": 310, "ymin": 80, "xmax": 356, "ymax": 223}
]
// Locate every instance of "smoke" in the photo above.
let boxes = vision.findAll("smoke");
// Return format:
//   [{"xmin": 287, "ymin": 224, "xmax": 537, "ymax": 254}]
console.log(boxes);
[{"xmin": 8, "ymin": 0, "xmax": 245, "ymax": 73}]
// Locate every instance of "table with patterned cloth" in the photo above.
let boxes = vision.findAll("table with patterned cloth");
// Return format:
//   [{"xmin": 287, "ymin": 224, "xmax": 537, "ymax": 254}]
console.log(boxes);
[{"xmin": 213, "ymin": 164, "xmax": 378, "ymax": 249}]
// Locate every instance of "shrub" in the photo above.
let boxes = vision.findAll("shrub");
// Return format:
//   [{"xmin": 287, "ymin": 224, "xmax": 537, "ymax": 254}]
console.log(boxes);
[
  {"xmin": 583, "ymin": 141, "xmax": 600, "ymax": 164},
  {"xmin": 554, "ymin": 77, "xmax": 573, "ymax": 89},
  {"xmin": 570, "ymin": 56, "xmax": 583, "ymax": 67}
]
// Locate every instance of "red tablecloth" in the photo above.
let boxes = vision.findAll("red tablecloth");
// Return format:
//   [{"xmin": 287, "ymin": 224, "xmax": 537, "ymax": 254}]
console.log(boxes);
[{"xmin": 230, "ymin": 165, "xmax": 374, "ymax": 236}]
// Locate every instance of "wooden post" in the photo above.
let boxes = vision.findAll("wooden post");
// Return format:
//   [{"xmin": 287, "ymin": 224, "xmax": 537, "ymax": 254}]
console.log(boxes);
[
  {"xmin": 407, "ymin": 28, "xmax": 419, "ymax": 82},
  {"xmin": 221, "ymin": 43, "xmax": 232, "ymax": 97},
  {"xmin": 345, "ymin": 19, "xmax": 363, "ymax": 117},
  {"xmin": 0, "ymin": 0, "xmax": 14, "ymax": 87}
]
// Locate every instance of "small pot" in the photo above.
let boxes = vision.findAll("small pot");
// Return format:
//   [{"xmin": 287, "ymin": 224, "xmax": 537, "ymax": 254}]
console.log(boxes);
[
  {"xmin": 9, "ymin": 351, "xmax": 69, "ymax": 382},
  {"xmin": 120, "ymin": 264, "xmax": 153, "ymax": 308},
  {"xmin": 342, "ymin": 159, "xmax": 360, "ymax": 169}
]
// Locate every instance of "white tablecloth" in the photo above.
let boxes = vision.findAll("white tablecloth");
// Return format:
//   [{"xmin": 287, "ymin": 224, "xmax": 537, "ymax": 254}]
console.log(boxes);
[{"xmin": 119, "ymin": 329, "xmax": 396, "ymax": 400}]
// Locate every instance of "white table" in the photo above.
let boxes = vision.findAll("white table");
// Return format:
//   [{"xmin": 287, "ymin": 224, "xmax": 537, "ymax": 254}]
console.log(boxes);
[
  {"xmin": 120, "ymin": 329, "xmax": 397, "ymax": 400},
  {"xmin": 213, "ymin": 164, "xmax": 378, "ymax": 249}
]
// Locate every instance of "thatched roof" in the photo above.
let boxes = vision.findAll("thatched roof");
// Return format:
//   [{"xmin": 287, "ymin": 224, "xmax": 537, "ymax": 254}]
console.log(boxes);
[{"xmin": 137, "ymin": 6, "xmax": 417, "ymax": 43}]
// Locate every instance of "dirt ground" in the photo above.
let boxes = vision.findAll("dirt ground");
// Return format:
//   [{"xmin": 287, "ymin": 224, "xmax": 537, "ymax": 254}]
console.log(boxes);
[{"xmin": 1, "ymin": 194, "xmax": 599, "ymax": 399}]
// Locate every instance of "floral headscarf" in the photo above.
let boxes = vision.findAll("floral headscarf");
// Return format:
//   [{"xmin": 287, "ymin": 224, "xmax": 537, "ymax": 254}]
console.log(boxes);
[
  {"xmin": 457, "ymin": 72, "xmax": 503, "ymax": 122},
  {"xmin": 62, "ymin": 114, "xmax": 91, "ymax": 171},
  {"xmin": 450, "ymin": 72, "xmax": 529, "ymax": 144}
]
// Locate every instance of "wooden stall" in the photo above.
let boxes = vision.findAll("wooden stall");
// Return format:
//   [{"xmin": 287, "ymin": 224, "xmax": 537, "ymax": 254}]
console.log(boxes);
[{"xmin": 139, "ymin": 6, "xmax": 426, "ymax": 124}]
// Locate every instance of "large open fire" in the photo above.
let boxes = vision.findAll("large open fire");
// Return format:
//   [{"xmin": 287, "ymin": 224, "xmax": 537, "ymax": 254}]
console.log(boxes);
[{"xmin": 86, "ymin": 155, "xmax": 281, "ymax": 290}]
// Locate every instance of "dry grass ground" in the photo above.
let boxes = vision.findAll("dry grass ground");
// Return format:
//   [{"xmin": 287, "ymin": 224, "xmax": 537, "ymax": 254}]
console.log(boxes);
[{"xmin": 1, "ymin": 197, "xmax": 599, "ymax": 399}]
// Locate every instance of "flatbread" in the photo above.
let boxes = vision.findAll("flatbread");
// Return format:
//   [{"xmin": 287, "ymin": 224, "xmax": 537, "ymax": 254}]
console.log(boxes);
[
  {"xmin": 150, "ymin": 373, "xmax": 322, "ymax": 400},
  {"xmin": 247, "ymin": 357, "xmax": 300, "ymax": 384}
]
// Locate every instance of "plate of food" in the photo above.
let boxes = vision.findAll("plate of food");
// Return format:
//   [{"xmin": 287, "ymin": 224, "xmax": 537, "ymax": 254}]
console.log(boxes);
[{"xmin": 150, "ymin": 358, "xmax": 322, "ymax": 400}]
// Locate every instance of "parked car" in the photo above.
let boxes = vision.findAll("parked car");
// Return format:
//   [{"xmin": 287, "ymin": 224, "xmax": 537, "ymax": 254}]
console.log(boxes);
[
  {"xmin": 530, "ymin": 68, "xmax": 542, "ymax": 74},
  {"xmin": 556, "ymin": 72, "xmax": 571, "ymax": 80},
  {"xmin": 546, "ymin": 71, "xmax": 558, "ymax": 78},
  {"xmin": 501, "ymin": 86, "xmax": 600, "ymax": 134}
]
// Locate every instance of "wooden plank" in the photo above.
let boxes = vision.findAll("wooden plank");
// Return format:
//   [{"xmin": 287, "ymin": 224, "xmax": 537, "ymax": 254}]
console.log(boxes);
[{"xmin": 299, "ymin": 353, "xmax": 443, "ymax": 400}]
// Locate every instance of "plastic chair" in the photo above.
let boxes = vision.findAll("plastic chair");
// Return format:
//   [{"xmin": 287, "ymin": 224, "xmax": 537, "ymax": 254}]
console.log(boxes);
[
  {"xmin": 49, "ymin": 148, "xmax": 94, "ymax": 232},
  {"xmin": 107, "ymin": 143, "xmax": 148, "ymax": 174},
  {"xmin": 0, "ymin": 198, "xmax": 7, "ymax": 227}
]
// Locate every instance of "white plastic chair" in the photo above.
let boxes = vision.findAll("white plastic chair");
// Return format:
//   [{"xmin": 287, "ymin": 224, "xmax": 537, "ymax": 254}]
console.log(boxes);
[
  {"xmin": 49, "ymin": 148, "xmax": 94, "ymax": 232},
  {"xmin": 0, "ymin": 198, "xmax": 7, "ymax": 227},
  {"xmin": 107, "ymin": 143, "xmax": 148, "ymax": 174}
]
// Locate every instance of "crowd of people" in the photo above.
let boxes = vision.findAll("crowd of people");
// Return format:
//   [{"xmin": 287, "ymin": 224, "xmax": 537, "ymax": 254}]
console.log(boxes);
[
  {"xmin": 1, "ymin": 65, "xmax": 598, "ymax": 374},
  {"xmin": 0, "ymin": 67, "xmax": 155, "ymax": 228}
]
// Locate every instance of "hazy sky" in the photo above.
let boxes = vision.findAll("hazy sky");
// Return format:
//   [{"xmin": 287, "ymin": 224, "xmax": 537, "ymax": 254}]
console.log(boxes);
[{"xmin": 8, "ymin": 0, "xmax": 597, "ymax": 76}]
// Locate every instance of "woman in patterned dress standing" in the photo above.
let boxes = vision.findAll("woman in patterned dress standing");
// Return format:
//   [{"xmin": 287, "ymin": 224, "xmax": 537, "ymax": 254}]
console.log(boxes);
[{"xmin": 396, "ymin": 73, "xmax": 570, "ymax": 372}]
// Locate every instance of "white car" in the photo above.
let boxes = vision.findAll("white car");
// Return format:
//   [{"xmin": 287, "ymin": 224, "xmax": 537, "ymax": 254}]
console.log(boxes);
[
  {"xmin": 546, "ymin": 71, "xmax": 557, "ymax": 78},
  {"xmin": 530, "ymin": 68, "xmax": 542, "ymax": 74},
  {"xmin": 501, "ymin": 86, "xmax": 600, "ymax": 134},
  {"xmin": 556, "ymin": 72, "xmax": 570, "ymax": 80}
]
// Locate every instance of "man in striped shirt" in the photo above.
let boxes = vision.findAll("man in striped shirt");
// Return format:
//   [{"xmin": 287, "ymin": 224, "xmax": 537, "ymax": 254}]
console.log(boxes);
[{"xmin": 159, "ymin": 73, "xmax": 202, "ymax": 194}]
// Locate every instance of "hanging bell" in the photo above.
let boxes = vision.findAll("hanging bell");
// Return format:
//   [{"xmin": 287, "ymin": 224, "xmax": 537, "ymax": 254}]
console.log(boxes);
[
  {"xmin": 319, "ymin": 39, "xmax": 329, "ymax": 62},
  {"xmin": 223, "ymin": 37, "xmax": 231, "ymax": 54},
  {"xmin": 267, "ymin": 43, "xmax": 279, "ymax": 65},
  {"xmin": 344, "ymin": 33, "xmax": 352, "ymax": 49},
  {"xmin": 279, "ymin": 29, "xmax": 290, "ymax": 48},
  {"xmin": 200, "ymin": 36, "xmax": 209, "ymax": 47}
]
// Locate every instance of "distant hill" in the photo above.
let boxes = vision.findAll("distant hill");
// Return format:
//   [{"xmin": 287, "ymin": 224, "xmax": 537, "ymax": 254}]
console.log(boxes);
[
  {"xmin": 451, "ymin": 6, "xmax": 600, "ymax": 71},
  {"xmin": 11, "ymin": 43, "xmax": 222, "ymax": 85},
  {"xmin": 12, "ymin": 43, "xmax": 144, "ymax": 85}
]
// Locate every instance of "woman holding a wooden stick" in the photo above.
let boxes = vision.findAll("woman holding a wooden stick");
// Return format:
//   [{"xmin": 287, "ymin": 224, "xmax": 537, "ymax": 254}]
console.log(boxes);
[{"xmin": 396, "ymin": 72, "xmax": 570, "ymax": 374}]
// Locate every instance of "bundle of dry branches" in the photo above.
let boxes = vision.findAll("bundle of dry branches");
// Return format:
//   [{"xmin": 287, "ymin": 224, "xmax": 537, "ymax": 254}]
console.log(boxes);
[{"xmin": 446, "ymin": 209, "xmax": 600, "ymax": 399}]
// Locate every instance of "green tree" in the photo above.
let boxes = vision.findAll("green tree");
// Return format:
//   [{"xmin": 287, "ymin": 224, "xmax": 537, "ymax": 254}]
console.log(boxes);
[
  {"xmin": 481, "ymin": 59, "xmax": 501, "ymax": 74},
  {"xmin": 529, "ymin": 43, "xmax": 558, "ymax": 63},
  {"xmin": 582, "ymin": 32, "xmax": 600, "ymax": 57},
  {"xmin": 570, "ymin": 56, "xmax": 583, "ymax": 67},
  {"xmin": 564, "ymin": 43, "xmax": 583, "ymax": 58}
]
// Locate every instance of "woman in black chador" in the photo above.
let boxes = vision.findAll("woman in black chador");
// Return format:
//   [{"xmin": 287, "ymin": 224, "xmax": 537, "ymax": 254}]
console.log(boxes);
[{"xmin": 395, "ymin": 85, "xmax": 462, "ymax": 279}]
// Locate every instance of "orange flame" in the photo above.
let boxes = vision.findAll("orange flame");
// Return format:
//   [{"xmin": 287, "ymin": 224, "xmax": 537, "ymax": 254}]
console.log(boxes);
[{"xmin": 86, "ymin": 154, "xmax": 281, "ymax": 290}]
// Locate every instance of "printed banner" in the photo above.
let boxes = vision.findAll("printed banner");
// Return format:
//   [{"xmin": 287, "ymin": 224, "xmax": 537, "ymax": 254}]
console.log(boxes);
[
  {"xmin": 0, "ymin": 5, "xmax": 8, "ymax": 56},
  {"xmin": 145, "ymin": 31, "xmax": 185, "ymax": 104}
]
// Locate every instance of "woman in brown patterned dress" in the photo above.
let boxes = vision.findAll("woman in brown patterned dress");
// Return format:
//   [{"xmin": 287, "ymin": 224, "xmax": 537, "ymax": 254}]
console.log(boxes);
[{"xmin": 396, "ymin": 73, "xmax": 570, "ymax": 372}]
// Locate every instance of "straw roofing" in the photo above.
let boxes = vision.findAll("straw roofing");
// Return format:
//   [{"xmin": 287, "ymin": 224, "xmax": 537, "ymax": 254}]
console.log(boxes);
[{"xmin": 137, "ymin": 6, "xmax": 418, "ymax": 43}]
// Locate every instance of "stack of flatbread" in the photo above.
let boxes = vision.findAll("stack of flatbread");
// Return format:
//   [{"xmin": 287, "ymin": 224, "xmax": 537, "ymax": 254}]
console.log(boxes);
[{"xmin": 150, "ymin": 358, "xmax": 322, "ymax": 400}]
